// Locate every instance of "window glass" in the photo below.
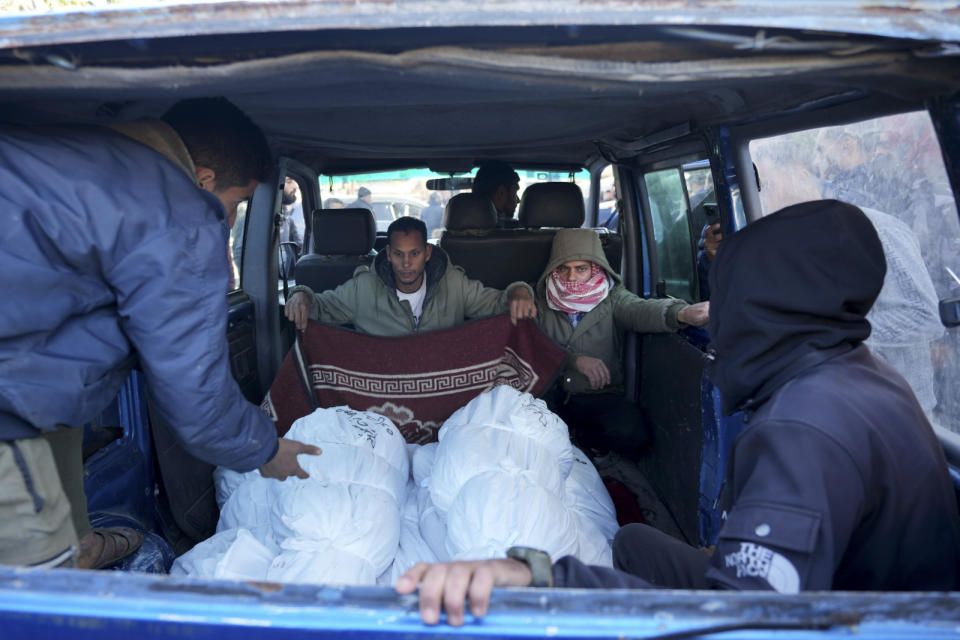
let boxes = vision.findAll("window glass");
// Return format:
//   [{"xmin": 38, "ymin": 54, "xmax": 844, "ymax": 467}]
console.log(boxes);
[
  {"xmin": 597, "ymin": 165, "xmax": 618, "ymax": 230},
  {"xmin": 228, "ymin": 199, "xmax": 247, "ymax": 291},
  {"xmin": 278, "ymin": 175, "xmax": 305, "ymax": 284},
  {"xmin": 644, "ymin": 168, "xmax": 697, "ymax": 302},
  {"xmin": 320, "ymin": 167, "xmax": 591, "ymax": 240},
  {"xmin": 750, "ymin": 111, "xmax": 960, "ymax": 433}
]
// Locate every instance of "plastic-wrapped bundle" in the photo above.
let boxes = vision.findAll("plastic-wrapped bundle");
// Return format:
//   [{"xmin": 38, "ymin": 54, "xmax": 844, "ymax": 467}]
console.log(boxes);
[
  {"xmin": 389, "ymin": 478, "xmax": 439, "ymax": 583},
  {"xmin": 431, "ymin": 386, "xmax": 573, "ymax": 513},
  {"xmin": 269, "ymin": 477, "xmax": 401, "ymax": 584},
  {"xmin": 217, "ymin": 474, "xmax": 276, "ymax": 536},
  {"xmin": 171, "ymin": 528, "xmax": 276, "ymax": 581},
  {"xmin": 286, "ymin": 407, "xmax": 409, "ymax": 504},
  {"xmin": 181, "ymin": 407, "xmax": 406, "ymax": 586},
  {"xmin": 445, "ymin": 470, "xmax": 579, "ymax": 561},
  {"xmin": 564, "ymin": 447, "xmax": 619, "ymax": 542},
  {"xmin": 213, "ymin": 466, "xmax": 249, "ymax": 509}
]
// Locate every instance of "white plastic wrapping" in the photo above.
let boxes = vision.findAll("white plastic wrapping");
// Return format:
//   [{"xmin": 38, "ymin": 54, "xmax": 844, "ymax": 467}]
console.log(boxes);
[
  {"xmin": 564, "ymin": 447, "xmax": 619, "ymax": 542},
  {"xmin": 180, "ymin": 393, "xmax": 617, "ymax": 584},
  {"xmin": 445, "ymin": 470, "xmax": 579, "ymax": 561},
  {"xmin": 431, "ymin": 386, "xmax": 574, "ymax": 513}
]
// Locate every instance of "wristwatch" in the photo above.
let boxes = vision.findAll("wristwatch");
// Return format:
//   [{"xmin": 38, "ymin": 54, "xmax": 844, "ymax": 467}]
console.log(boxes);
[{"xmin": 506, "ymin": 546, "xmax": 553, "ymax": 588}]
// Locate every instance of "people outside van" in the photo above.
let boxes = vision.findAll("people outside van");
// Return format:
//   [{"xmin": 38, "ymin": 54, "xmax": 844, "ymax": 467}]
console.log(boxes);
[
  {"xmin": 533, "ymin": 228, "xmax": 708, "ymax": 456},
  {"xmin": 420, "ymin": 192, "xmax": 445, "ymax": 238},
  {"xmin": 347, "ymin": 186, "xmax": 374, "ymax": 211},
  {"xmin": 396, "ymin": 200, "xmax": 960, "ymax": 626},
  {"xmin": 284, "ymin": 216, "xmax": 536, "ymax": 336},
  {"xmin": 0, "ymin": 97, "xmax": 320, "ymax": 571},
  {"xmin": 815, "ymin": 128, "xmax": 944, "ymax": 417},
  {"xmin": 279, "ymin": 177, "xmax": 303, "ymax": 280},
  {"xmin": 472, "ymin": 160, "xmax": 521, "ymax": 228}
]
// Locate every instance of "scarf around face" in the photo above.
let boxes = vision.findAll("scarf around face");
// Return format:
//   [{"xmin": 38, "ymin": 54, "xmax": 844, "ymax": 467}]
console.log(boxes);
[{"xmin": 546, "ymin": 262, "xmax": 610, "ymax": 314}]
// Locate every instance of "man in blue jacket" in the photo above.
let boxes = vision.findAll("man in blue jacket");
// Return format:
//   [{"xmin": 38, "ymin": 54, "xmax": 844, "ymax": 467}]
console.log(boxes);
[
  {"xmin": 0, "ymin": 98, "xmax": 319, "ymax": 570},
  {"xmin": 396, "ymin": 200, "xmax": 960, "ymax": 626}
]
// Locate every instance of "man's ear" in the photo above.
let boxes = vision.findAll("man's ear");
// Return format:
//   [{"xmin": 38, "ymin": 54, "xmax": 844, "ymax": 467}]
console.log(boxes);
[
  {"xmin": 425, "ymin": 243, "xmax": 433, "ymax": 260},
  {"xmin": 195, "ymin": 166, "xmax": 217, "ymax": 192}
]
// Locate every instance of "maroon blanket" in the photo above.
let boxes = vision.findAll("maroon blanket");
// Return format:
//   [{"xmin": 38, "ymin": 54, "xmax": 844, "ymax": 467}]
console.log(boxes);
[{"xmin": 261, "ymin": 315, "xmax": 567, "ymax": 444}]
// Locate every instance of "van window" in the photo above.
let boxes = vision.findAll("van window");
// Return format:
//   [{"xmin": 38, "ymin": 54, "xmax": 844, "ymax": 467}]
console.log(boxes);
[
  {"xmin": 643, "ymin": 168, "xmax": 697, "ymax": 302},
  {"xmin": 597, "ymin": 164, "xmax": 618, "ymax": 230},
  {"xmin": 229, "ymin": 199, "xmax": 248, "ymax": 290},
  {"xmin": 321, "ymin": 168, "xmax": 592, "ymax": 238},
  {"xmin": 750, "ymin": 111, "xmax": 960, "ymax": 433}
]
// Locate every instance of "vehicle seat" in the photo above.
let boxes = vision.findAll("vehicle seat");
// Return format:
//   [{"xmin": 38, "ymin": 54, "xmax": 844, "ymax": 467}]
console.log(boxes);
[
  {"xmin": 441, "ymin": 184, "xmax": 585, "ymax": 289},
  {"xmin": 519, "ymin": 181, "xmax": 623, "ymax": 272},
  {"xmin": 295, "ymin": 208, "xmax": 377, "ymax": 292}
]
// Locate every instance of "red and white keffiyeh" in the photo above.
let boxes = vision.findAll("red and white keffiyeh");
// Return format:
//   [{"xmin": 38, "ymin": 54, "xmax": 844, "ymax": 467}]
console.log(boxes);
[{"xmin": 546, "ymin": 262, "xmax": 611, "ymax": 314}]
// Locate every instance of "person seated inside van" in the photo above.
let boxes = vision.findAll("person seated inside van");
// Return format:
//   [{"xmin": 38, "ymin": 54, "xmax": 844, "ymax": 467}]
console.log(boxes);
[{"xmin": 533, "ymin": 228, "xmax": 709, "ymax": 456}]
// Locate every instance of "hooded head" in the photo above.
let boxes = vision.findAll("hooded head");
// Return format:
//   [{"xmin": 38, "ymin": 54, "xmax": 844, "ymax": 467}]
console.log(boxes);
[
  {"xmin": 709, "ymin": 200, "xmax": 886, "ymax": 414},
  {"xmin": 537, "ymin": 228, "xmax": 620, "ymax": 290}
]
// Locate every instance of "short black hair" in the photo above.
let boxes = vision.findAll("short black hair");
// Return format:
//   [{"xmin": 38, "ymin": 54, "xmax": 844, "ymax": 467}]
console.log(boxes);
[
  {"xmin": 387, "ymin": 216, "xmax": 428, "ymax": 246},
  {"xmin": 472, "ymin": 160, "xmax": 519, "ymax": 199},
  {"xmin": 162, "ymin": 97, "xmax": 272, "ymax": 189}
]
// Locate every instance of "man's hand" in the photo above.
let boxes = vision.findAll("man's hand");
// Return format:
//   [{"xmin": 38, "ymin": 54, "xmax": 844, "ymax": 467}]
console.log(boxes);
[
  {"xmin": 703, "ymin": 222, "xmax": 723, "ymax": 262},
  {"xmin": 574, "ymin": 355, "xmax": 610, "ymax": 390},
  {"xmin": 259, "ymin": 437, "xmax": 322, "ymax": 480},
  {"xmin": 284, "ymin": 291, "xmax": 312, "ymax": 331},
  {"xmin": 395, "ymin": 559, "xmax": 533, "ymax": 626},
  {"xmin": 509, "ymin": 288, "xmax": 537, "ymax": 326},
  {"xmin": 677, "ymin": 301, "xmax": 709, "ymax": 327}
]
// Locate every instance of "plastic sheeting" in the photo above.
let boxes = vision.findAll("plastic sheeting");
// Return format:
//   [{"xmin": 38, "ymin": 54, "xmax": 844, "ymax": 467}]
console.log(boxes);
[{"xmin": 173, "ymin": 387, "xmax": 619, "ymax": 586}]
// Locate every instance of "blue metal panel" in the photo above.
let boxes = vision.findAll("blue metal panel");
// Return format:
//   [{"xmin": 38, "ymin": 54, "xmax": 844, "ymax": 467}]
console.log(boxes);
[
  {"xmin": 1, "ymin": 568, "xmax": 959, "ymax": 639},
  {"xmin": 83, "ymin": 371, "xmax": 155, "ymax": 529}
]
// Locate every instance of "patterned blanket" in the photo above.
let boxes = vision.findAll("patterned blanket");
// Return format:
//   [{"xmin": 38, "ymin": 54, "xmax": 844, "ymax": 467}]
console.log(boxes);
[{"xmin": 261, "ymin": 314, "xmax": 567, "ymax": 444}]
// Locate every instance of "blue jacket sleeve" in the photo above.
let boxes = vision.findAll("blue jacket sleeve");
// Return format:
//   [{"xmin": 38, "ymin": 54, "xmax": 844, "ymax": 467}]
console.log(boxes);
[{"xmin": 105, "ymin": 188, "xmax": 277, "ymax": 472}]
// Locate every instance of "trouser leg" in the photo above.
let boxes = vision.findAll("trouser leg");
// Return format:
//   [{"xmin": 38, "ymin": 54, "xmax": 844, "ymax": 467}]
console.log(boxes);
[
  {"xmin": 612, "ymin": 523, "xmax": 711, "ymax": 589},
  {"xmin": 41, "ymin": 426, "xmax": 91, "ymax": 539},
  {"xmin": 0, "ymin": 437, "xmax": 78, "ymax": 567}
]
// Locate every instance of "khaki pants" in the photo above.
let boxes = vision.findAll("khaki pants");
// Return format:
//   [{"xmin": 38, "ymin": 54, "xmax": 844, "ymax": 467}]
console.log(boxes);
[{"xmin": 0, "ymin": 437, "xmax": 78, "ymax": 567}]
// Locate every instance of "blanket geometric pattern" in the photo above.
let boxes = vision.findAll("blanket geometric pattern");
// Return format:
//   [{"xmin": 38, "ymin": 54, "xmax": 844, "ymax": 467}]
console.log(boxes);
[{"xmin": 261, "ymin": 314, "xmax": 568, "ymax": 444}]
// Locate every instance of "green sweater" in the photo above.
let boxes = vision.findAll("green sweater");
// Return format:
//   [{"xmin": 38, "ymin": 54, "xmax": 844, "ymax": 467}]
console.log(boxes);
[{"xmin": 290, "ymin": 247, "xmax": 532, "ymax": 337}]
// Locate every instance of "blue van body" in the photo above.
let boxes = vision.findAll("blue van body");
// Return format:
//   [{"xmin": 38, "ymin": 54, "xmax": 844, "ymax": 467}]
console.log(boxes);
[{"xmin": 1, "ymin": 1, "xmax": 959, "ymax": 636}]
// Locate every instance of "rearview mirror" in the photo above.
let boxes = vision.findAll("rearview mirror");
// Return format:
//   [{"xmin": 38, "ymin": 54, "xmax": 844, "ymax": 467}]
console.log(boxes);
[{"xmin": 426, "ymin": 177, "xmax": 474, "ymax": 191}]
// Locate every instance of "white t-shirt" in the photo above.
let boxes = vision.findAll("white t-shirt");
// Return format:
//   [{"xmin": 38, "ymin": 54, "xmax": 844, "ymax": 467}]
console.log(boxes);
[{"xmin": 396, "ymin": 276, "xmax": 427, "ymax": 326}]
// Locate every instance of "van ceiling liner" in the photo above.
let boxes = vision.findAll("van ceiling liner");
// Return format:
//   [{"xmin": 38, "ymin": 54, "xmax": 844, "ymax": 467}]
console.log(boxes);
[{"xmin": 0, "ymin": 40, "xmax": 956, "ymax": 173}]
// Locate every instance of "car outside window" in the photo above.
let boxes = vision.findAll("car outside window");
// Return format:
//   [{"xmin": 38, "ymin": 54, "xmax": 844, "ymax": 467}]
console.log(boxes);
[{"xmin": 750, "ymin": 111, "xmax": 960, "ymax": 433}]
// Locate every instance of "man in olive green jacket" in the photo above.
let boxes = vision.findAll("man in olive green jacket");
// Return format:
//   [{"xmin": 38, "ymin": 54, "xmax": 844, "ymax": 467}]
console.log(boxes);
[
  {"xmin": 286, "ymin": 216, "xmax": 535, "ymax": 336},
  {"xmin": 535, "ymin": 228, "xmax": 708, "ymax": 454}
]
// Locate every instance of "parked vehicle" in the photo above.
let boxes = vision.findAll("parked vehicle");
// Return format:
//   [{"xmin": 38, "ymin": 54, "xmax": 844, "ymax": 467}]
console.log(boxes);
[{"xmin": 1, "ymin": 1, "xmax": 959, "ymax": 637}]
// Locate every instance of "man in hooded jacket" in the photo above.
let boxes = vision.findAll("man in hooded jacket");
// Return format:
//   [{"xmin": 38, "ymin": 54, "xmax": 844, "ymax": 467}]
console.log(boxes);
[
  {"xmin": 534, "ymin": 228, "xmax": 708, "ymax": 454},
  {"xmin": 396, "ymin": 200, "xmax": 960, "ymax": 627},
  {"xmin": 0, "ymin": 98, "xmax": 319, "ymax": 571},
  {"xmin": 285, "ymin": 216, "xmax": 534, "ymax": 336}
]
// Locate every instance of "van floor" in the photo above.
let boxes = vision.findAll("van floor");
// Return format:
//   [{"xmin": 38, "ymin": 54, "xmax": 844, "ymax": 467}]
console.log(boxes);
[{"xmin": 590, "ymin": 450, "xmax": 686, "ymax": 544}]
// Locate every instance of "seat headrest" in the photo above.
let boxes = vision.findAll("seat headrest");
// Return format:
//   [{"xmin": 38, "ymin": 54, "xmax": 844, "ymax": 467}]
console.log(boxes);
[
  {"xmin": 518, "ymin": 182, "xmax": 585, "ymax": 228},
  {"xmin": 443, "ymin": 193, "xmax": 498, "ymax": 231},
  {"xmin": 311, "ymin": 208, "xmax": 376, "ymax": 254}
]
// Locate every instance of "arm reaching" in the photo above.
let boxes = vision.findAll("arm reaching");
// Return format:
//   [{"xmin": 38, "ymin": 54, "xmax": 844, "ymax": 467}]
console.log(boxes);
[
  {"xmin": 395, "ymin": 559, "xmax": 532, "ymax": 626},
  {"xmin": 259, "ymin": 438, "xmax": 322, "ymax": 480}
]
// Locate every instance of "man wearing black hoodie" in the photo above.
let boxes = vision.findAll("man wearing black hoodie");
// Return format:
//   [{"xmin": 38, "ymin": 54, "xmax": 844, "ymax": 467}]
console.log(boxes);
[{"xmin": 397, "ymin": 200, "xmax": 960, "ymax": 627}]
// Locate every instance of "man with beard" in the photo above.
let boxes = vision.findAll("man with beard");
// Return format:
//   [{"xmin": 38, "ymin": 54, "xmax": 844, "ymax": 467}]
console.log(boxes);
[
  {"xmin": 279, "ymin": 176, "xmax": 303, "ymax": 280},
  {"xmin": 395, "ymin": 200, "xmax": 960, "ymax": 626}
]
